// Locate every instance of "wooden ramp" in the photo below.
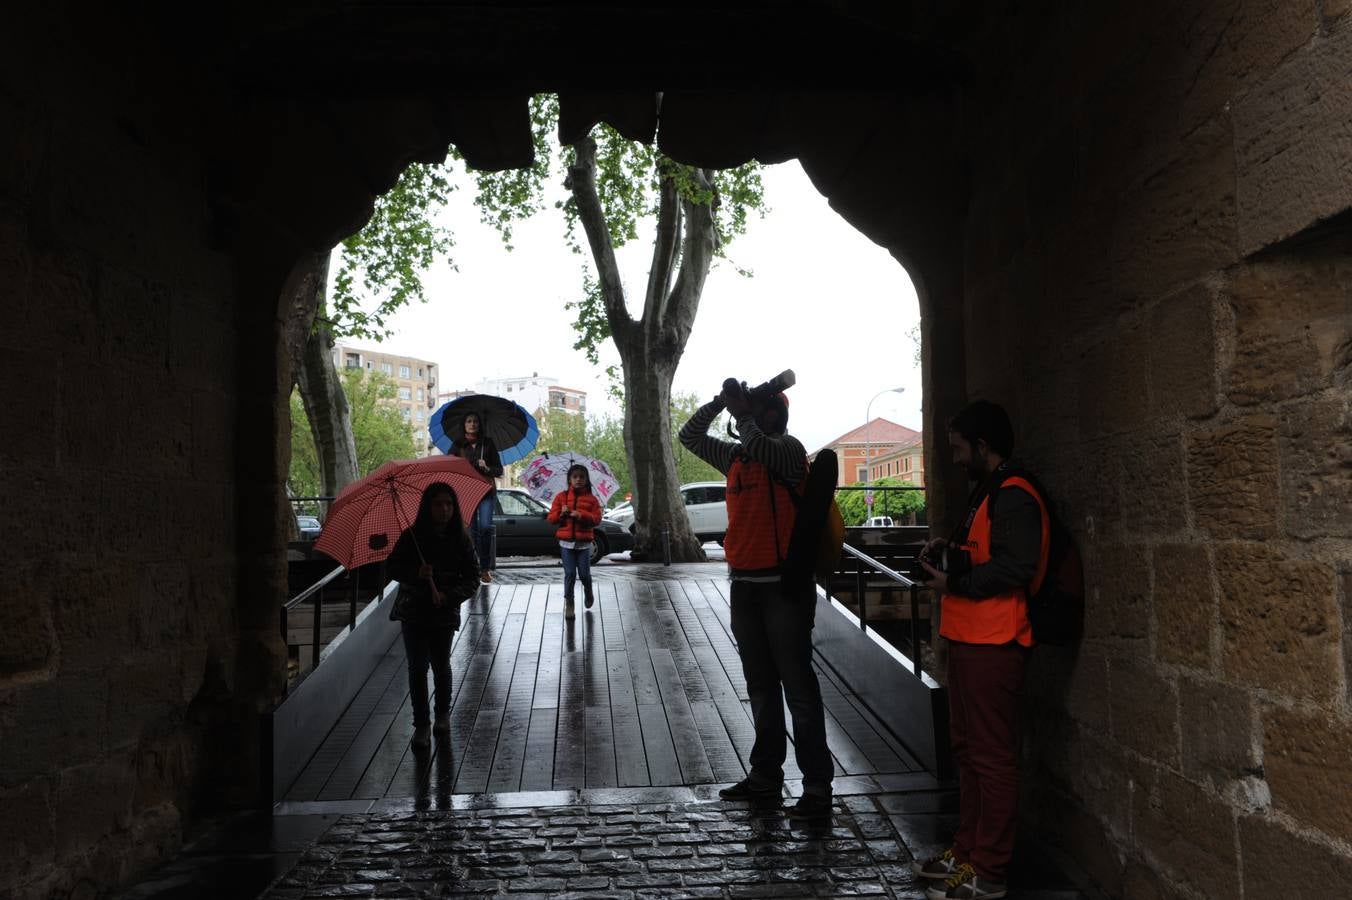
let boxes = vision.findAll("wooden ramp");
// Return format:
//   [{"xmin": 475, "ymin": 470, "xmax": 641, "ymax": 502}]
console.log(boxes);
[{"xmin": 281, "ymin": 565, "xmax": 922, "ymax": 802}]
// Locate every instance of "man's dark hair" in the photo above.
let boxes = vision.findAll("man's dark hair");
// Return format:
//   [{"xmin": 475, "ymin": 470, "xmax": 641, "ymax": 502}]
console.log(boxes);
[{"xmin": 948, "ymin": 400, "xmax": 1014, "ymax": 458}]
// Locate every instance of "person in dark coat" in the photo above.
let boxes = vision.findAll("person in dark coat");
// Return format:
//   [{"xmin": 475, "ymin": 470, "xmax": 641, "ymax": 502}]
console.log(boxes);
[
  {"xmin": 450, "ymin": 412, "xmax": 503, "ymax": 583},
  {"xmin": 386, "ymin": 482, "xmax": 481, "ymax": 748}
]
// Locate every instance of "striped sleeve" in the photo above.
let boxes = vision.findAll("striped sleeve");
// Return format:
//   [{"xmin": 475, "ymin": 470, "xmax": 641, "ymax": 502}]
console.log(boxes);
[
  {"xmin": 678, "ymin": 399, "xmax": 736, "ymax": 475},
  {"xmin": 735, "ymin": 415, "xmax": 806, "ymax": 485}
]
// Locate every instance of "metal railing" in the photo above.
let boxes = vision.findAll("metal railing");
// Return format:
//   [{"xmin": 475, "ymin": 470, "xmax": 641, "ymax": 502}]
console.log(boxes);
[
  {"xmin": 281, "ymin": 564, "xmax": 358, "ymax": 672},
  {"xmin": 838, "ymin": 542, "xmax": 926, "ymax": 678}
]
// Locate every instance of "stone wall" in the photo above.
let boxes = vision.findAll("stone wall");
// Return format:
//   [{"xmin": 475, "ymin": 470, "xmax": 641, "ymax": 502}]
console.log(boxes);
[
  {"xmin": 955, "ymin": 4, "xmax": 1352, "ymax": 896},
  {"xmin": 0, "ymin": 15, "xmax": 291, "ymax": 900}
]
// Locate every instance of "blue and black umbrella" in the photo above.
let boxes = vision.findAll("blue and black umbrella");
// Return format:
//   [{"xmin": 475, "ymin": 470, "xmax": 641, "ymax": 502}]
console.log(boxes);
[{"xmin": 428, "ymin": 394, "xmax": 539, "ymax": 464}]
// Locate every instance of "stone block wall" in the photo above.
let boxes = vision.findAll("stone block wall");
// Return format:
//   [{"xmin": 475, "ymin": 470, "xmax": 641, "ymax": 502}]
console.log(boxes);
[
  {"xmin": 955, "ymin": 4, "xmax": 1352, "ymax": 896},
  {"xmin": 0, "ymin": 18, "xmax": 287, "ymax": 900}
]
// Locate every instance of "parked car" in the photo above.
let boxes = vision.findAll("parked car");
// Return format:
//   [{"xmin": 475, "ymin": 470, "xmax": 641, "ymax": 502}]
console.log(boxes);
[
  {"xmin": 863, "ymin": 516, "xmax": 895, "ymax": 527},
  {"xmin": 296, "ymin": 515, "xmax": 322, "ymax": 540},
  {"xmin": 494, "ymin": 488, "xmax": 634, "ymax": 564},
  {"xmin": 603, "ymin": 481, "xmax": 728, "ymax": 544}
]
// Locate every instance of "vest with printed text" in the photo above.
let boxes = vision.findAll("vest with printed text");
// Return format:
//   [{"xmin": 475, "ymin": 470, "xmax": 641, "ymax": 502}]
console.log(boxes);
[{"xmin": 939, "ymin": 476, "xmax": 1049, "ymax": 647}]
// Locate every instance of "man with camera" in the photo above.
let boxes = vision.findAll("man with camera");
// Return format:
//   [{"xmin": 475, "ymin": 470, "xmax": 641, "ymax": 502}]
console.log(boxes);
[
  {"xmin": 679, "ymin": 373, "xmax": 834, "ymax": 820},
  {"xmin": 913, "ymin": 400, "xmax": 1049, "ymax": 900}
]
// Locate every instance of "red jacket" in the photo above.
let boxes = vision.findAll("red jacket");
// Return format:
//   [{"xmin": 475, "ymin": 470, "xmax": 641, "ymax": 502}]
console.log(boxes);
[{"xmin": 547, "ymin": 489, "xmax": 603, "ymax": 543}]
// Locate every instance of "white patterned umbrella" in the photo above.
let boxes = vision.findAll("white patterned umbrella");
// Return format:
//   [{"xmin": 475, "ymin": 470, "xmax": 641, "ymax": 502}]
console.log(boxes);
[{"xmin": 519, "ymin": 452, "xmax": 622, "ymax": 507}]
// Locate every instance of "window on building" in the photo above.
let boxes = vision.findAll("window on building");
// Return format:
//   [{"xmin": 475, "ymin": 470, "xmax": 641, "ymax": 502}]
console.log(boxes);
[
  {"xmin": 418, "ymin": 367, "xmax": 424, "ymax": 378},
  {"xmin": 417, "ymin": 388, "xmax": 424, "ymax": 401},
  {"xmin": 857, "ymin": 467, "xmax": 868, "ymax": 482},
  {"xmin": 366, "ymin": 361, "xmax": 372, "ymax": 369},
  {"xmin": 344, "ymin": 353, "xmax": 360, "ymax": 368},
  {"xmin": 415, "ymin": 408, "xmax": 424, "ymax": 420},
  {"xmin": 400, "ymin": 407, "xmax": 411, "ymax": 420},
  {"xmin": 381, "ymin": 362, "xmax": 393, "ymax": 375},
  {"xmin": 398, "ymin": 387, "xmax": 411, "ymax": 400},
  {"xmin": 506, "ymin": 385, "xmax": 512, "ymax": 392},
  {"xmin": 400, "ymin": 365, "xmax": 411, "ymax": 378}
]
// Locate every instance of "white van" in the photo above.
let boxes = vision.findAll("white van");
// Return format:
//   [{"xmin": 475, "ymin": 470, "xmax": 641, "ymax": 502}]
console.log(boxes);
[{"xmin": 864, "ymin": 516, "xmax": 895, "ymax": 527}]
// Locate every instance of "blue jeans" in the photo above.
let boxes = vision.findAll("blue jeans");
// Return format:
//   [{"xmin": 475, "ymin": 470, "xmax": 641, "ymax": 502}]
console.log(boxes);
[
  {"xmin": 470, "ymin": 495, "xmax": 495, "ymax": 571},
  {"xmin": 729, "ymin": 578, "xmax": 833, "ymax": 797},
  {"xmin": 401, "ymin": 621, "xmax": 454, "ymax": 727},
  {"xmin": 561, "ymin": 544, "xmax": 591, "ymax": 600}
]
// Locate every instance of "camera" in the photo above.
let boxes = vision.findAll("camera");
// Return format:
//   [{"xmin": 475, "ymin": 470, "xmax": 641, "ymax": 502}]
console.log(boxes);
[
  {"xmin": 909, "ymin": 545, "xmax": 971, "ymax": 584},
  {"xmin": 722, "ymin": 369, "xmax": 796, "ymax": 405}
]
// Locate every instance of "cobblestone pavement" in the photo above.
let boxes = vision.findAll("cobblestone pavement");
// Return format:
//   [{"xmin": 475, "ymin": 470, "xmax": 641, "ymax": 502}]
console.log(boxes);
[{"xmin": 262, "ymin": 788, "xmax": 938, "ymax": 899}]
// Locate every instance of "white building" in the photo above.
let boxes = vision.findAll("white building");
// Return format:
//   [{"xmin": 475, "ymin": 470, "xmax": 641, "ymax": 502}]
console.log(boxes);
[{"xmin": 441, "ymin": 373, "xmax": 586, "ymax": 418}]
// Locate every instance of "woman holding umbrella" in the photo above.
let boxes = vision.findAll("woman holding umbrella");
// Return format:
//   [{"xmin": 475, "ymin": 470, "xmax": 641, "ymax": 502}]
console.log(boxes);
[
  {"xmin": 546, "ymin": 464, "xmax": 603, "ymax": 619},
  {"xmin": 386, "ymin": 482, "xmax": 481, "ymax": 748},
  {"xmin": 450, "ymin": 412, "xmax": 503, "ymax": 583}
]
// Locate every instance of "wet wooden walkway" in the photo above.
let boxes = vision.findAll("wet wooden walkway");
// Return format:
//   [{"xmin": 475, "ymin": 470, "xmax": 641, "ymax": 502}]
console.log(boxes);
[{"xmin": 282, "ymin": 564, "xmax": 922, "ymax": 802}]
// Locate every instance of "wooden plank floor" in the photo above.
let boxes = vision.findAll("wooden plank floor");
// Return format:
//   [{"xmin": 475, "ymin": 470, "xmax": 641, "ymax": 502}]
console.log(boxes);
[{"xmin": 283, "ymin": 565, "xmax": 922, "ymax": 802}]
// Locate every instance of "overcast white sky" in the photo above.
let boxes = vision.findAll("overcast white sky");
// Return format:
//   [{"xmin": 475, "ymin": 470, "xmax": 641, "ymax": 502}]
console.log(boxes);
[{"xmin": 338, "ymin": 160, "xmax": 923, "ymax": 453}]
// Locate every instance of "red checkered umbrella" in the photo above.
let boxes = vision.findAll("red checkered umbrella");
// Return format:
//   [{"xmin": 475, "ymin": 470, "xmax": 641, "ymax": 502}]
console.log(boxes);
[{"xmin": 313, "ymin": 456, "xmax": 493, "ymax": 570}]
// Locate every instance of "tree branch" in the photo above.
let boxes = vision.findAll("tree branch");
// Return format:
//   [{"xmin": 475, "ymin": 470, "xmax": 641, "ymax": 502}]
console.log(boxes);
[
  {"xmin": 661, "ymin": 168, "xmax": 717, "ymax": 355},
  {"xmin": 567, "ymin": 136, "xmax": 632, "ymax": 343},
  {"xmin": 644, "ymin": 163, "xmax": 681, "ymax": 324}
]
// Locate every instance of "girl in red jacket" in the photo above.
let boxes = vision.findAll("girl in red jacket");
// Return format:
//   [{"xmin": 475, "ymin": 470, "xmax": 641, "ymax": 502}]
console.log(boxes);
[{"xmin": 547, "ymin": 463, "xmax": 602, "ymax": 618}]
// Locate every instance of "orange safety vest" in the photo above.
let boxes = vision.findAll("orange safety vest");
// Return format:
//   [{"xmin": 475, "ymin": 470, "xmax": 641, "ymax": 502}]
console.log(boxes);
[
  {"xmin": 723, "ymin": 455, "xmax": 802, "ymax": 574},
  {"xmin": 940, "ymin": 476, "xmax": 1049, "ymax": 647}
]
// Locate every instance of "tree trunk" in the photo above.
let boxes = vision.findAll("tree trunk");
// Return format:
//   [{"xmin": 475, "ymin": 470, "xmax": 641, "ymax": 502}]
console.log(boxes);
[
  {"xmin": 621, "ymin": 349, "xmax": 705, "ymax": 561},
  {"xmin": 568, "ymin": 137, "xmax": 716, "ymax": 562},
  {"xmin": 298, "ymin": 318, "xmax": 359, "ymax": 499},
  {"xmin": 283, "ymin": 250, "xmax": 359, "ymax": 500}
]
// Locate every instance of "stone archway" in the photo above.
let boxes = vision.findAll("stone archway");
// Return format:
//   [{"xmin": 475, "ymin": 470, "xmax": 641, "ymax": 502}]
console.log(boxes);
[{"xmin": 3, "ymin": 4, "xmax": 1350, "ymax": 899}]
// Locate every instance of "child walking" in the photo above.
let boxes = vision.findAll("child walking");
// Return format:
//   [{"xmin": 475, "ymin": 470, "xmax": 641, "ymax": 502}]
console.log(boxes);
[{"xmin": 547, "ymin": 463, "xmax": 603, "ymax": 619}]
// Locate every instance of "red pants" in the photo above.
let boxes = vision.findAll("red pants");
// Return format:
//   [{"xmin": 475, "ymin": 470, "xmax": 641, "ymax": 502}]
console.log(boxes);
[{"xmin": 947, "ymin": 640, "xmax": 1028, "ymax": 880}]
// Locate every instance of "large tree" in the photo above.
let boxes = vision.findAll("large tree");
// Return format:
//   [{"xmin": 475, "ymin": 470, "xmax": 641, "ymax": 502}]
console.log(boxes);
[
  {"xmin": 474, "ymin": 96, "xmax": 764, "ymax": 561},
  {"xmin": 282, "ymin": 163, "xmax": 455, "ymax": 498},
  {"xmin": 288, "ymin": 95, "xmax": 764, "ymax": 564}
]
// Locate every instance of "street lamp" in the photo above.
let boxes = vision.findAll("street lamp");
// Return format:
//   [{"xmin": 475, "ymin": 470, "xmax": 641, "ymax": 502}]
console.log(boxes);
[{"xmin": 864, "ymin": 386, "xmax": 906, "ymax": 516}]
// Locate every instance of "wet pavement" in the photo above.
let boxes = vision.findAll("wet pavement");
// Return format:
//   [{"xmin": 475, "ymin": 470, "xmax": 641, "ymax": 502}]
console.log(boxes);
[
  {"xmin": 116, "ymin": 557, "xmax": 1086, "ymax": 899},
  {"xmin": 120, "ymin": 780, "xmax": 1084, "ymax": 899}
]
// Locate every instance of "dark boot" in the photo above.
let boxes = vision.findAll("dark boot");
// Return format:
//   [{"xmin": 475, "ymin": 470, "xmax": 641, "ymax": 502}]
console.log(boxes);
[{"xmin": 583, "ymin": 584, "xmax": 595, "ymax": 609}]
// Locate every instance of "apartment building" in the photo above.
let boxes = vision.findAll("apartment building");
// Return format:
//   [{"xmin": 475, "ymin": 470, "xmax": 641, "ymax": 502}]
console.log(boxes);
[
  {"xmin": 331, "ymin": 342, "xmax": 439, "ymax": 456},
  {"xmin": 441, "ymin": 373, "xmax": 587, "ymax": 419}
]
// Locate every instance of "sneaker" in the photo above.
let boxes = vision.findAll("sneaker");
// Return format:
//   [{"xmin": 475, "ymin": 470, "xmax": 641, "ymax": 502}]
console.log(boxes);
[
  {"xmin": 913, "ymin": 848, "xmax": 961, "ymax": 880},
  {"xmin": 925, "ymin": 863, "xmax": 1007, "ymax": 900},
  {"xmin": 785, "ymin": 793, "xmax": 833, "ymax": 820},
  {"xmin": 718, "ymin": 778, "xmax": 782, "ymax": 801},
  {"xmin": 564, "ymin": 600, "xmax": 575, "ymax": 620},
  {"xmin": 411, "ymin": 726, "xmax": 431, "ymax": 749},
  {"xmin": 480, "ymin": 571, "xmax": 493, "ymax": 584},
  {"xmin": 433, "ymin": 715, "xmax": 450, "ymax": 735}
]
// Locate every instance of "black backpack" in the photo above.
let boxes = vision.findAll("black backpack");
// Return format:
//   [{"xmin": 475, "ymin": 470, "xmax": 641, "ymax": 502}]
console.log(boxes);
[
  {"xmin": 777, "ymin": 448, "xmax": 845, "ymax": 586},
  {"xmin": 987, "ymin": 470, "xmax": 1084, "ymax": 646}
]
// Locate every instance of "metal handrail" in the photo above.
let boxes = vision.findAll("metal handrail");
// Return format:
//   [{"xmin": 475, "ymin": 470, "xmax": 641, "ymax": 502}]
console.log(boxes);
[
  {"xmin": 839, "ymin": 542, "xmax": 926, "ymax": 677},
  {"xmin": 282, "ymin": 564, "xmax": 358, "ymax": 672},
  {"xmin": 285, "ymin": 565, "xmax": 346, "ymax": 611}
]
